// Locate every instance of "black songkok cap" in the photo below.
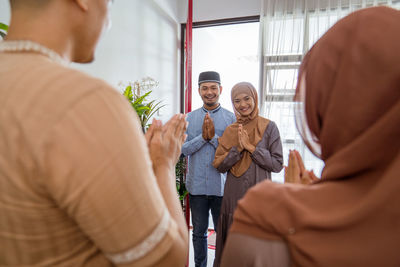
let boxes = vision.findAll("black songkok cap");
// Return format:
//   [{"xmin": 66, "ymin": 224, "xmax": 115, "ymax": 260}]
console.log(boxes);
[{"xmin": 198, "ymin": 71, "xmax": 221, "ymax": 86}]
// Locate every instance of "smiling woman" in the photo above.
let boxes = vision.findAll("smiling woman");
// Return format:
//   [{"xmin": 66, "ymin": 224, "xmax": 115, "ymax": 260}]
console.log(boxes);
[
  {"xmin": 233, "ymin": 93, "xmax": 255, "ymax": 117},
  {"xmin": 212, "ymin": 82, "xmax": 284, "ymax": 266}
]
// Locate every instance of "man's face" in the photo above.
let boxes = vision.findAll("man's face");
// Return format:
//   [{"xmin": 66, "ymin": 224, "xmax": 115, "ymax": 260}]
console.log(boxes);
[
  {"xmin": 74, "ymin": 0, "xmax": 113, "ymax": 63},
  {"xmin": 198, "ymin": 82, "xmax": 222, "ymax": 108}
]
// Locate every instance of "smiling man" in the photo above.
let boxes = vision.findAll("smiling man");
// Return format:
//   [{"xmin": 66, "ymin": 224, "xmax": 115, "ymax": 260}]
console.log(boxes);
[{"xmin": 182, "ymin": 71, "xmax": 236, "ymax": 267}]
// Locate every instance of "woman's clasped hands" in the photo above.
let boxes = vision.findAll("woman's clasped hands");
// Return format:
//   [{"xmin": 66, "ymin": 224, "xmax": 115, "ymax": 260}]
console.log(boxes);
[
  {"xmin": 237, "ymin": 124, "xmax": 255, "ymax": 153},
  {"xmin": 284, "ymin": 149, "xmax": 319, "ymax": 185}
]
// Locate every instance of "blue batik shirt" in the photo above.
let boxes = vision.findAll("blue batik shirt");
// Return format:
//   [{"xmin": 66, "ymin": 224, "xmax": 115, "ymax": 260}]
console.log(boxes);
[{"xmin": 182, "ymin": 105, "xmax": 236, "ymax": 196}]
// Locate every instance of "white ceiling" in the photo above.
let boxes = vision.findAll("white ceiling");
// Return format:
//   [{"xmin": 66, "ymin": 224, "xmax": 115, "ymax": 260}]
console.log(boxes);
[
  {"xmin": 178, "ymin": 0, "xmax": 261, "ymax": 23},
  {"xmin": 177, "ymin": 0, "xmax": 397, "ymax": 23}
]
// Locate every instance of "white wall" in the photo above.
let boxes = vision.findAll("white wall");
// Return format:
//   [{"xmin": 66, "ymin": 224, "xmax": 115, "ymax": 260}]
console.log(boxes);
[
  {"xmin": 0, "ymin": 0, "xmax": 181, "ymax": 122},
  {"xmin": 0, "ymin": 1, "xmax": 10, "ymax": 24},
  {"xmin": 178, "ymin": 0, "xmax": 261, "ymax": 23},
  {"xmin": 75, "ymin": 0, "xmax": 182, "ymax": 121}
]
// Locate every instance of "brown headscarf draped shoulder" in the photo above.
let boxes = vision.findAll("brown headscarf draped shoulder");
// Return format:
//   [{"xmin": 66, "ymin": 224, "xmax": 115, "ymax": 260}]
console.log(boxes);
[
  {"xmin": 213, "ymin": 82, "xmax": 269, "ymax": 177},
  {"xmin": 230, "ymin": 6, "xmax": 400, "ymax": 266}
]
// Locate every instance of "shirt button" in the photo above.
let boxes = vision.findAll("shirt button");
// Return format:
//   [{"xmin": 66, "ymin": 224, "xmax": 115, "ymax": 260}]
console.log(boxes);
[{"xmin": 288, "ymin": 228, "xmax": 296, "ymax": 235}]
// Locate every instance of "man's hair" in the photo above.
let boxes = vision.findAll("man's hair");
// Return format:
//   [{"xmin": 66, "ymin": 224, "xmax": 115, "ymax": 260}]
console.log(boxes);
[
  {"xmin": 9, "ymin": 0, "xmax": 50, "ymax": 9},
  {"xmin": 9, "ymin": 0, "xmax": 16, "ymax": 8}
]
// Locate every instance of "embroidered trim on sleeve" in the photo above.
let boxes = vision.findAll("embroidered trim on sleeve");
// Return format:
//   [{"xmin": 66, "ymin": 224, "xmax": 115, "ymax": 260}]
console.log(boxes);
[{"xmin": 105, "ymin": 210, "xmax": 171, "ymax": 264}]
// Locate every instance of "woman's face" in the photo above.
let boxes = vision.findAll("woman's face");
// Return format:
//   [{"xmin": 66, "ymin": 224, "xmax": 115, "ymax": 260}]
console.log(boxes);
[{"xmin": 233, "ymin": 93, "xmax": 255, "ymax": 116}]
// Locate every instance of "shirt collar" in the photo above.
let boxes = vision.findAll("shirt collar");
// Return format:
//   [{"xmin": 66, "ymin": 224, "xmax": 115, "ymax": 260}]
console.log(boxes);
[{"xmin": 202, "ymin": 104, "xmax": 221, "ymax": 114}]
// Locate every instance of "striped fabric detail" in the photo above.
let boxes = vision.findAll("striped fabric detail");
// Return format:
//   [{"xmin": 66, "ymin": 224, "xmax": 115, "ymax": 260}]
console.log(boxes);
[{"xmin": 105, "ymin": 210, "xmax": 171, "ymax": 264}]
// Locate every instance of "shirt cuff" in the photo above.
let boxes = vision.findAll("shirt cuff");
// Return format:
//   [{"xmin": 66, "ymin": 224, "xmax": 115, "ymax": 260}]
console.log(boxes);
[
  {"xmin": 105, "ymin": 210, "xmax": 171, "ymax": 264},
  {"xmin": 209, "ymin": 135, "xmax": 219, "ymax": 148}
]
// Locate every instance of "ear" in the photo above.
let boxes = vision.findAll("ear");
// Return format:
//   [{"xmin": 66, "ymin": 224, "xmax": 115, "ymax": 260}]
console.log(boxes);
[
  {"xmin": 219, "ymin": 86, "xmax": 223, "ymax": 94},
  {"xmin": 198, "ymin": 87, "xmax": 201, "ymax": 95},
  {"xmin": 75, "ymin": 0, "xmax": 89, "ymax": 11}
]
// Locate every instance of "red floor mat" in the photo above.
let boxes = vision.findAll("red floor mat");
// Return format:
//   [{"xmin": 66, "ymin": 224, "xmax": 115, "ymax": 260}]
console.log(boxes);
[{"xmin": 207, "ymin": 230, "xmax": 216, "ymax": 250}]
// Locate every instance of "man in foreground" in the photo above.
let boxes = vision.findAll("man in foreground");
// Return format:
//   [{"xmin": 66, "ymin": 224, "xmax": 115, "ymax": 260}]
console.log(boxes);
[{"xmin": 0, "ymin": 0, "xmax": 188, "ymax": 266}]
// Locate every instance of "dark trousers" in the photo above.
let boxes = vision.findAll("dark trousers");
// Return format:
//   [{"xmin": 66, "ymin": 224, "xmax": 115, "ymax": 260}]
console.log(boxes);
[{"xmin": 189, "ymin": 194, "xmax": 223, "ymax": 267}]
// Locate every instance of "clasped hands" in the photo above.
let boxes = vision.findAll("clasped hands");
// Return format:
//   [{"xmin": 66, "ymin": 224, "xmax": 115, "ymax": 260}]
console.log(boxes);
[
  {"xmin": 284, "ymin": 149, "xmax": 319, "ymax": 185},
  {"xmin": 145, "ymin": 114, "xmax": 188, "ymax": 172},
  {"xmin": 237, "ymin": 124, "xmax": 255, "ymax": 153},
  {"xmin": 202, "ymin": 113, "xmax": 215, "ymax": 141}
]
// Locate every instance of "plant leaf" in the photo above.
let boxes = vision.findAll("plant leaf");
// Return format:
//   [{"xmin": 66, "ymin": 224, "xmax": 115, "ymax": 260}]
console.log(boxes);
[
  {"xmin": 147, "ymin": 103, "xmax": 166, "ymax": 119},
  {"xmin": 0, "ymin": 23, "xmax": 8, "ymax": 31},
  {"xmin": 122, "ymin": 85, "xmax": 133, "ymax": 101},
  {"xmin": 133, "ymin": 91, "xmax": 151, "ymax": 105},
  {"xmin": 120, "ymin": 79, "xmax": 164, "ymax": 134}
]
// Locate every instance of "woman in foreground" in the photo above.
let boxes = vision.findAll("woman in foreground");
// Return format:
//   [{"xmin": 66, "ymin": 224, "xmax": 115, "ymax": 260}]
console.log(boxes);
[{"xmin": 221, "ymin": 6, "xmax": 400, "ymax": 267}]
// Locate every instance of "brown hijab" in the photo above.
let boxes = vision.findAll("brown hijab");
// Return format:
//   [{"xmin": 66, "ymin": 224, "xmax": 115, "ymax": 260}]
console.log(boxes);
[
  {"xmin": 213, "ymin": 82, "xmax": 269, "ymax": 177},
  {"xmin": 230, "ymin": 6, "xmax": 400, "ymax": 266}
]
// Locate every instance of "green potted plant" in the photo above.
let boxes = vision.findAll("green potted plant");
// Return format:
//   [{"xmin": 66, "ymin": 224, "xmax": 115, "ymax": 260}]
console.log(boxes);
[
  {"xmin": 121, "ymin": 77, "xmax": 188, "ymax": 210},
  {"xmin": 175, "ymin": 155, "xmax": 188, "ymax": 210},
  {"xmin": 121, "ymin": 77, "xmax": 165, "ymax": 133},
  {"xmin": 0, "ymin": 23, "xmax": 8, "ymax": 39}
]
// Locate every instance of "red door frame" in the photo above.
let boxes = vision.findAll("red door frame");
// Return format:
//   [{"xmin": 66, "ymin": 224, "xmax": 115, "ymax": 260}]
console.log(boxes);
[{"xmin": 184, "ymin": 1, "xmax": 193, "ymax": 266}]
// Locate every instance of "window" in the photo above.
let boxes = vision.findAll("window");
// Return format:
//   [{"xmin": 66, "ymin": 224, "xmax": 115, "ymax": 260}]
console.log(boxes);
[
  {"xmin": 262, "ymin": 2, "xmax": 400, "ymax": 182},
  {"xmin": 191, "ymin": 18, "xmax": 260, "ymax": 112}
]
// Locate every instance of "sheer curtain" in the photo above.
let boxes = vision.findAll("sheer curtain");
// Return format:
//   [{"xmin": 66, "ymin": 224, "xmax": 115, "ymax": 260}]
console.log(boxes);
[{"xmin": 259, "ymin": 0, "xmax": 400, "ymax": 183}]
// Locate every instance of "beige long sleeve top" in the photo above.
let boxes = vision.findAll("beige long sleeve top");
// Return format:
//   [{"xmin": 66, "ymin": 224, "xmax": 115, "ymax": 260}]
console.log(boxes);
[{"xmin": 0, "ymin": 52, "xmax": 178, "ymax": 266}]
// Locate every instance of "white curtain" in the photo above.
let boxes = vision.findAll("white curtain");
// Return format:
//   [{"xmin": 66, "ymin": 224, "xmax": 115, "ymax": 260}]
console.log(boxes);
[{"xmin": 259, "ymin": 0, "xmax": 400, "ymax": 182}]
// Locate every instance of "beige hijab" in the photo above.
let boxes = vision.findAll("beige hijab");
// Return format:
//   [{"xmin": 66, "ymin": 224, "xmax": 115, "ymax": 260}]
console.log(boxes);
[
  {"xmin": 213, "ymin": 82, "xmax": 269, "ymax": 177},
  {"xmin": 230, "ymin": 7, "xmax": 400, "ymax": 266}
]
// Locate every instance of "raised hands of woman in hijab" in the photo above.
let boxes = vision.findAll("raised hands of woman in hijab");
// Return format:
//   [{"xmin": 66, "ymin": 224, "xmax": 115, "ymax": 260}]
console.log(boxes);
[
  {"xmin": 238, "ymin": 124, "xmax": 256, "ymax": 153},
  {"xmin": 202, "ymin": 113, "xmax": 215, "ymax": 141},
  {"xmin": 284, "ymin": 149, "xmax": 319, "ymax": 184},
  {"xmin": 236, "ymin": 125, "xmax": 244, "ymax": 152},
  {"xmin": 284, "ymin": 150, "xmax": 301, "ymax": 183}
]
